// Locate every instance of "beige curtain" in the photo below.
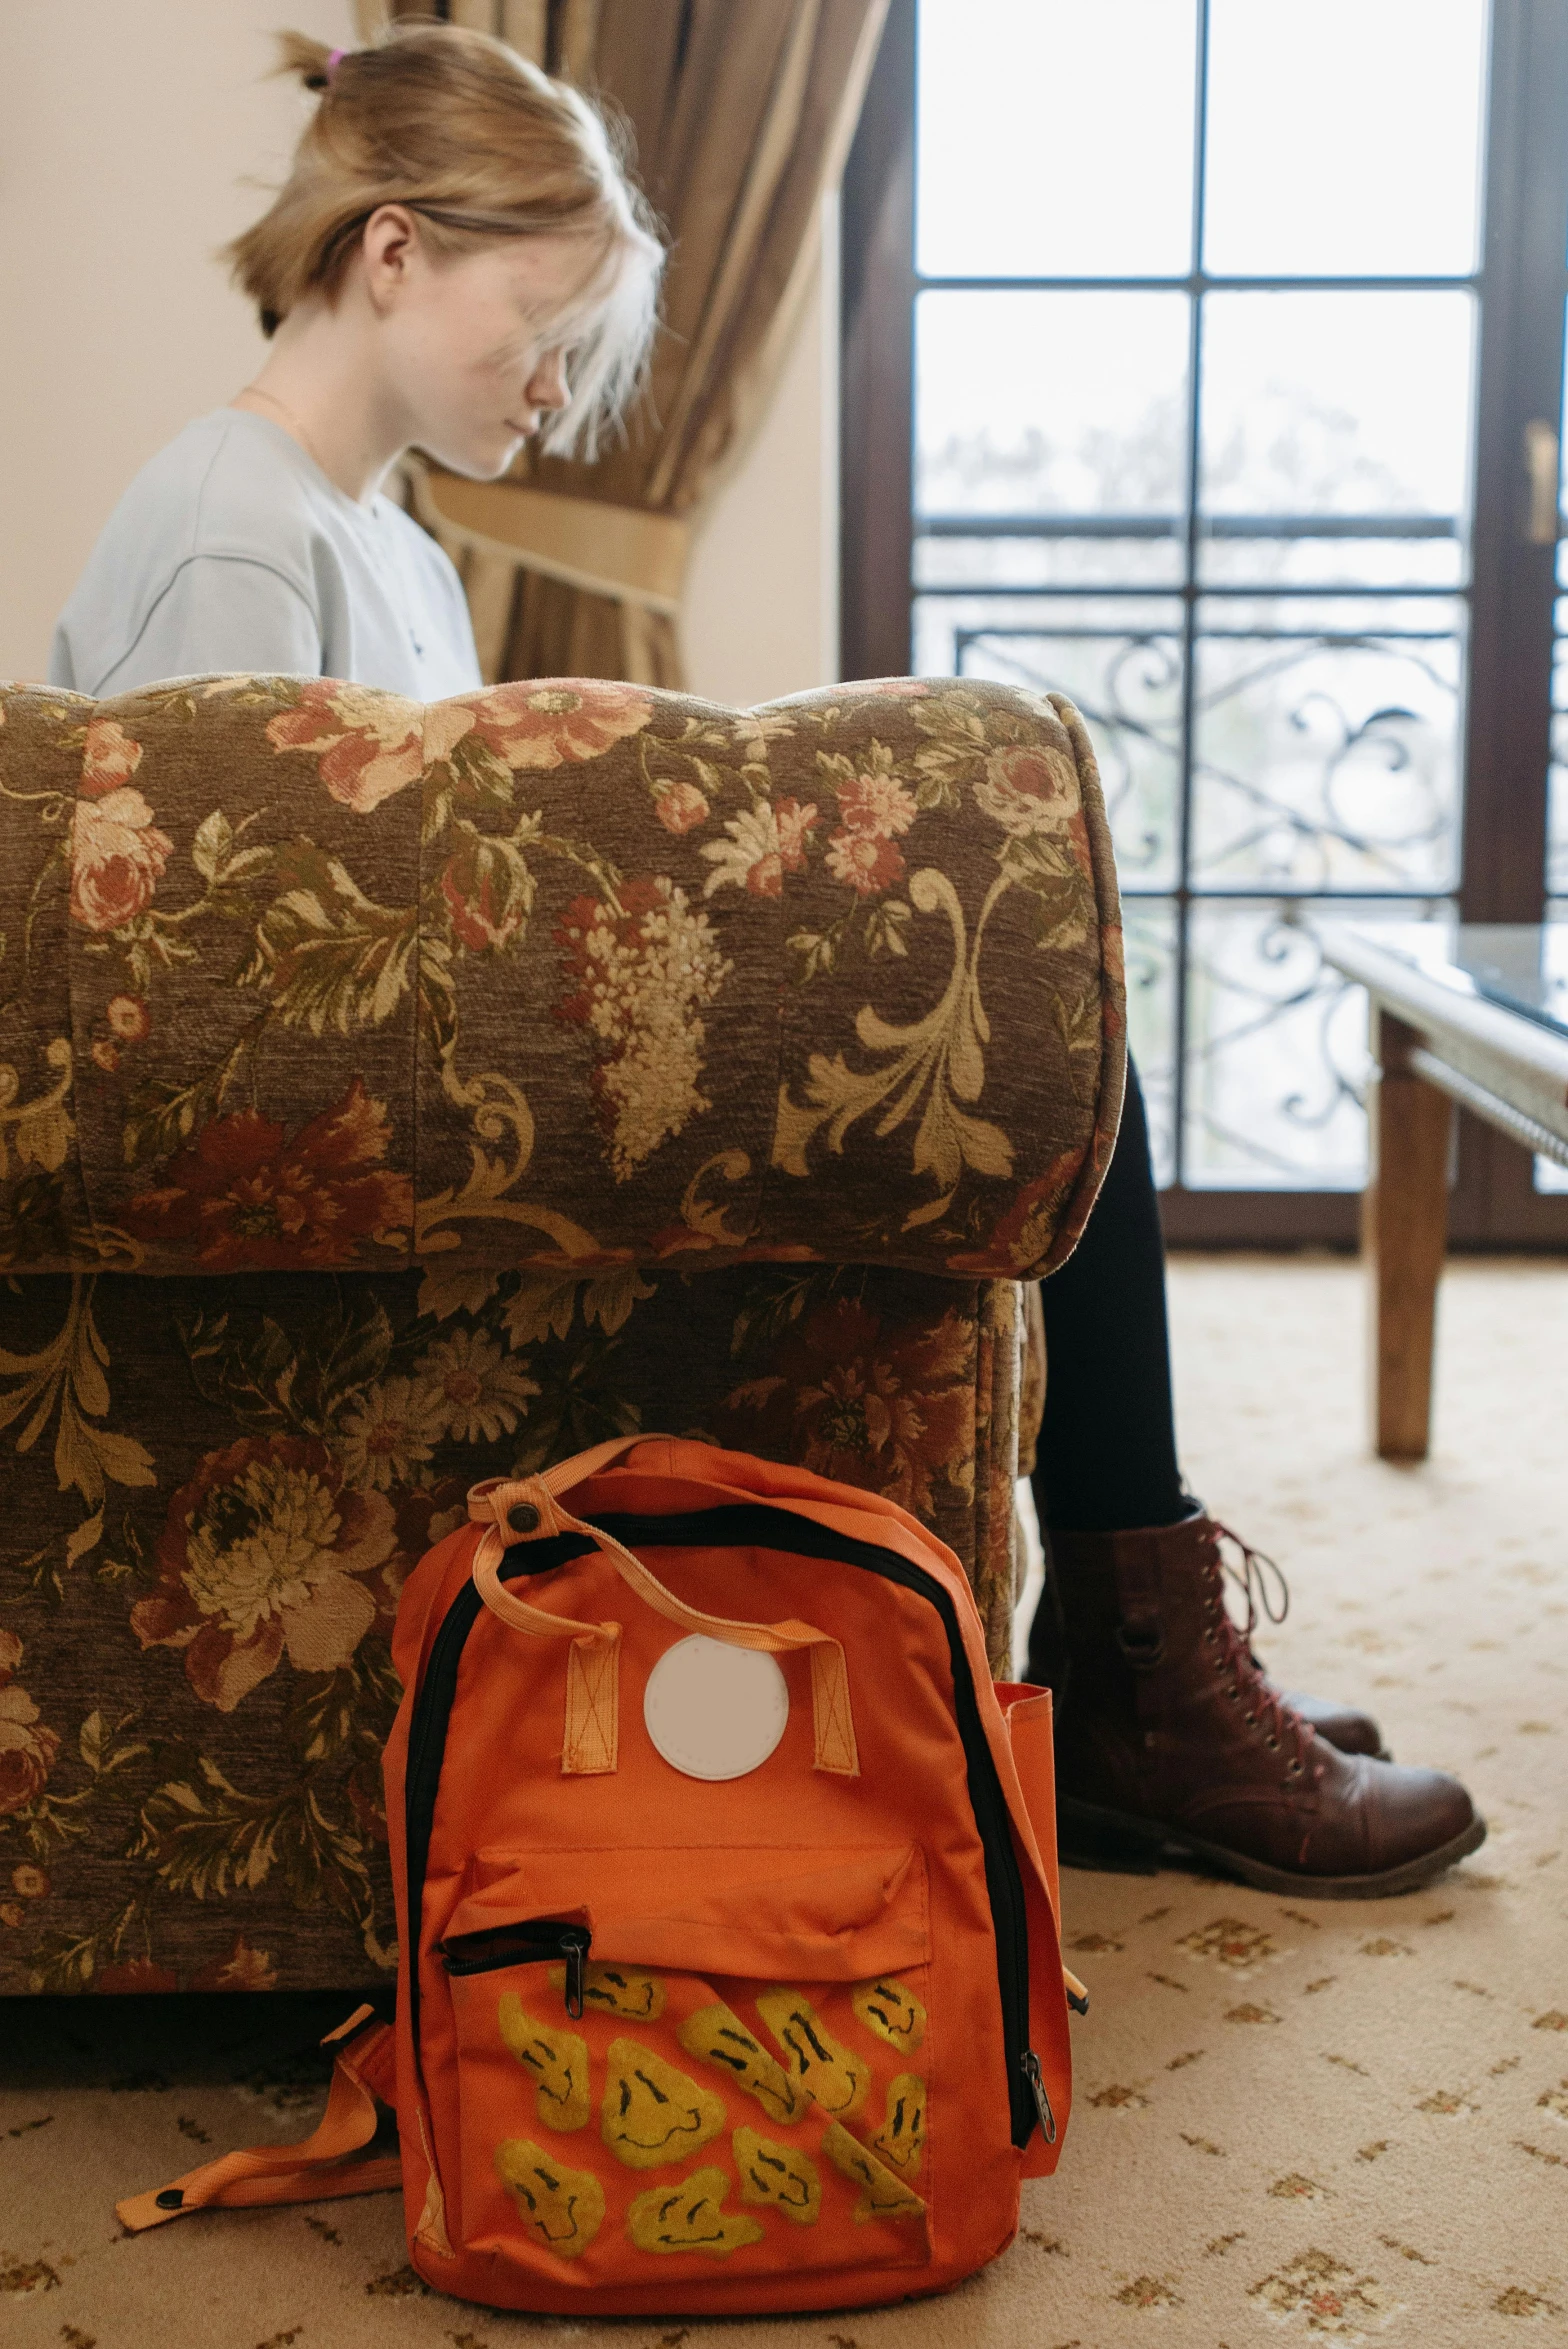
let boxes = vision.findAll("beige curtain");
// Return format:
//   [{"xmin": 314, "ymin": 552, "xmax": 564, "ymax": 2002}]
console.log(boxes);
[
  {"xmin": 356, "ymin": 0, "xmax": 890, "ymax": 685},
  {"xmin": 356, "ymin": 3, "xmax": 551, "ymax": 57}
]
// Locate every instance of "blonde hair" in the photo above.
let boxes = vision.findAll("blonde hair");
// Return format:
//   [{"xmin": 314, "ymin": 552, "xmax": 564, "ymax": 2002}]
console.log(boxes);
[{"xmin": 222, "ymin": 22, "xmax": 664, "ymax": 458}]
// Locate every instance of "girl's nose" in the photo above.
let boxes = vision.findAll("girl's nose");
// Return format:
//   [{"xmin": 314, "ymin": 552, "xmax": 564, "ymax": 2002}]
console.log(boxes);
[{"xmin": 529, "ymin": 349, "xmax": 571, "ymax": 412}]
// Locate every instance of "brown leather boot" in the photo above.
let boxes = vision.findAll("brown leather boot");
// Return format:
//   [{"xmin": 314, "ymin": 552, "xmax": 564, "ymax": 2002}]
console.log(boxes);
[
  {"xmin": 1281, "ymin": 1686, "xmax": 1390, "ymax": 1761},
  {"xmin": 1028, "ymin": 1510, "xmax": 1485, "ymax": 1897},
  {"xmin": 1208, "ymin": 1519, "xmax": 1392, "ymax": 1760},
  {"xmin": 1029, "ymin": 1512, "xmax": 1391, "ymax": 1758}
]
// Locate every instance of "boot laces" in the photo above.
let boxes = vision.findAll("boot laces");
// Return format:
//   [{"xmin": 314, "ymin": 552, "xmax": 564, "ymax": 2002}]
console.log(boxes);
[
  {"xmin": 1202, "ymin": 1522, "xmax": 1315, "ymax": 1773},
  {"xmin": 1212, "ymin": 1523, "xmax": 1290, "ymax": 1638}
]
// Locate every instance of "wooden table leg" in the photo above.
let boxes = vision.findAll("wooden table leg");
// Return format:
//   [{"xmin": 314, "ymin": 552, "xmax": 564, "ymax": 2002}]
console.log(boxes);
[{"xmin": 1364, "ymin": 1007, "xmax": 1452, "ymax": 1461}]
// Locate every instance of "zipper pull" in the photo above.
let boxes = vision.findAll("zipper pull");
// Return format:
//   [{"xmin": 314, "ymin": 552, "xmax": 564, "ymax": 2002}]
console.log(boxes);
[
  {"xmin": 560, "ymin": 1929, "xmax": 588, "ymax": 2019},
  {"xmin": 1021, "ymin": 2048, "xmax": 1057, "ymax": 2144}
]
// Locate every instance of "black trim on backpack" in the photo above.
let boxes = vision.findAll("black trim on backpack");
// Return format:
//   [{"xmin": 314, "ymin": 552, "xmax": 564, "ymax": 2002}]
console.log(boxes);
[{"xmin": 401, "ymin": 1505, "xmax": 1038, "ymax": 2151}]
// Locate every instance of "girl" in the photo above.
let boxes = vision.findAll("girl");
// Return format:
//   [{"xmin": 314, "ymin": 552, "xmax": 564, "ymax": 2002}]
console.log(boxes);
[{"xmin": 49, "ymin": 21, "xmax": 662, "ymax": 700}]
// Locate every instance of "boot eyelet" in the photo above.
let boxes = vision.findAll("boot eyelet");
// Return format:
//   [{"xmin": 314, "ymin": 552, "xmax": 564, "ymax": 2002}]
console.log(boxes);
[{"xmin": 1264, "ymin": 1732, "xmax": 1278, "ymax": 1750}]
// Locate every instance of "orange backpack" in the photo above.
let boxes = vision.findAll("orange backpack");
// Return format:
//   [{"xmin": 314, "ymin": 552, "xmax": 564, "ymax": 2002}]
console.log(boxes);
[{"xmin": 119, "ymin": 1435, "xmax": 1080, "ymax": 2316}]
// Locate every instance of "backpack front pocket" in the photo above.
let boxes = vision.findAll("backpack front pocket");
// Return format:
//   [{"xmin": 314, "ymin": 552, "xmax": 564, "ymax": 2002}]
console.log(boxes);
[{"xmin": 438, "ymin": 1844, "xmax": 933, "ymax": 2291}]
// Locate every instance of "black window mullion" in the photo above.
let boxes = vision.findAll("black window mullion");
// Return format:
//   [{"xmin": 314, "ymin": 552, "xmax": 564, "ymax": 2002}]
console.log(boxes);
[
  {"xmin": 1449, "ymin": 0, "xmax": 1568, "ymax": 1243},
  {"xmin": 840, "ymin": 0, "xmax": 917, "ymax": 683},
  {"xmin": 1460, "ymin": 0, "xmax": 1568, "ymax": 928},
  {"xmin": 1170, "ymin": 0, "xmax": 1213, "ymax": 1191}
]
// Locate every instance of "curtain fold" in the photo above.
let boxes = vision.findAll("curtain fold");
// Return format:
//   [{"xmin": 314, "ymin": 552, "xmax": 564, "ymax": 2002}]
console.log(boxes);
[{"xmin": 358, "ymin": 0, "xmax": 889, "ymax": 686}]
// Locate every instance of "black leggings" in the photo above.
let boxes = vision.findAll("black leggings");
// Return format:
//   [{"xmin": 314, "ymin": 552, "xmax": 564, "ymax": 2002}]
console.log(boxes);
[{"xmin": 1029, "ymin": 1056, "xmax": 1192, "ymax": 1534}]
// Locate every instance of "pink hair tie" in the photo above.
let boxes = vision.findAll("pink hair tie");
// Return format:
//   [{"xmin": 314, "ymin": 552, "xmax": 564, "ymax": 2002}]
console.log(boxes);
[{"xmin": 326, "ymin": 47, "xmax": 347, "ymax": 78}]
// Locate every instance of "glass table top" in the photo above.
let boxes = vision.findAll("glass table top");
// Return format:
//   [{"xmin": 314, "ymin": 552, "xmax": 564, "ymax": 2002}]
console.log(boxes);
[{"xmin": 1374, "ymin": 923, "xmax": 1568, "ymax": 1042}]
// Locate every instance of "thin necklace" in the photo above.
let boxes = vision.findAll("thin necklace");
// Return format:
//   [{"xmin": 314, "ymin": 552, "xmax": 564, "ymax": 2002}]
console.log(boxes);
[{"xmin": 234, "ymin": 384, "xmax": 336, "ymax": 488}]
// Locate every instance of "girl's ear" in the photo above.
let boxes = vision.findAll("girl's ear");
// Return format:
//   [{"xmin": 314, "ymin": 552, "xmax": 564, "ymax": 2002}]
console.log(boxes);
[{"xmin": 361, "ymin": 206, "xmax": 425, "ymax": 302}]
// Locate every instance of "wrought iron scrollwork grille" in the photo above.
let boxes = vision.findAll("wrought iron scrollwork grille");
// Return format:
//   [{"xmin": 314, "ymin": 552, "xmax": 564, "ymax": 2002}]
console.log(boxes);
[{"xmin": 907, "ymin": 0, "xmax": 1484, "ymax": 1192}]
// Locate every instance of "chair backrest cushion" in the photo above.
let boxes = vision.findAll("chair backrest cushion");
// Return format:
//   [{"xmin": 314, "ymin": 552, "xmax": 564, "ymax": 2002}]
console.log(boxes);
[{"xmin": 0, "ymin": 673, "xmax": 1123, "ymax": 1284}]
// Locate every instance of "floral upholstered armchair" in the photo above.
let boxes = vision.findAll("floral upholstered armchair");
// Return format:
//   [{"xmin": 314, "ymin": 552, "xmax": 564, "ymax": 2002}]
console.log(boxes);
[{"xmin": 0, "ymin": 672, "xmax": 1123, "ymax": 1994}]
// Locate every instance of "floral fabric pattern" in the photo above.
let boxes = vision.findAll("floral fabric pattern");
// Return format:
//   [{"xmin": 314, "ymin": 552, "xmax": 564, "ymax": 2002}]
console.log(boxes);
[
  {"xmin": 70, "ymin": 741, "xmax": 173, "ymax": 934},
  {"xmin": 0, "ymin": 1632, "xmax": 59, "ymax": 1820},
  {"xmin": 264, "ymin": 683, "xmax": 427, "ymax": 815},
  {"xmin": 124, "ymin": 1081, "xmax": 413, "ymax": 1271},
  {"xmin": 0, "ymin": 672, "xmax": 1121, "ymax": 1993},
  {"xmin": 130, "ymin": 1434, "xmax": 399, "ymax": 1714},
  {"xmin": 554, "ymin": 878, "xmax": 733, "ymax": 1182},
  {"xmin": 0, "ymin": 672, "xmax": 1120, "ymax": 1284},
  {"xmin": 713, "ymin": 1295, "xmax": 973, "ymax": 1520},
  {"xmin": 461, "ymin": 677, "xmax": 654, "ymax": 770}
]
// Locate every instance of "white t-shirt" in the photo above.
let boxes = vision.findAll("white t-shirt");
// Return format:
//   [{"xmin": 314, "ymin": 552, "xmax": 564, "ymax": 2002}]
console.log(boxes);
[{"xmin": 48, "ymin": 407, "xmax": 482, "ymax": 700}]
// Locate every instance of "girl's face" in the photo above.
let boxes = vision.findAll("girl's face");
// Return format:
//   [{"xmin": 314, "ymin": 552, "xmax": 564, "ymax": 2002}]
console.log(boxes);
[{"xmin": 366, "ymin": 212, "xmax": 611, "ymax": 476}]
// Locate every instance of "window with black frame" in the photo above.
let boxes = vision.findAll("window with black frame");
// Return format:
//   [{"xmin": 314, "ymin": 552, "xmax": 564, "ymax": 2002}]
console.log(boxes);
[{"xmin": 842, "ymin": 0, "xmax": 1568, "ymax": 1246}]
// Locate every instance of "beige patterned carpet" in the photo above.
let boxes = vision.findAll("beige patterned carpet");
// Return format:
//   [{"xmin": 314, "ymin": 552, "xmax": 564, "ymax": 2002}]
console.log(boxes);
[{"xmin": 4, "ymin": 1257, "xmax": 1565, "ymax": 2347}]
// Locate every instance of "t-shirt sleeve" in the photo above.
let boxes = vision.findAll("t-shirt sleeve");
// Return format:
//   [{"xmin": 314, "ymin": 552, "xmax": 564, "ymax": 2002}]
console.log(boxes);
[{"xmin": 87, "ymin": 555, "xmax": 323, "ymax": 696}]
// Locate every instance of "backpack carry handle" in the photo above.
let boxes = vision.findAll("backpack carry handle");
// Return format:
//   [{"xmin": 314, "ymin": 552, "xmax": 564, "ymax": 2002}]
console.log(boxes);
[{"xmin": 467, "ymin": 1446, "xmax": 859, "ymax": 1781}]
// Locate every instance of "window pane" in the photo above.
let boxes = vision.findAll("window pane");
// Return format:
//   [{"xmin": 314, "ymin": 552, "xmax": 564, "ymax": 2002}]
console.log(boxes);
[
  {"xmin": 1203, "ymin": 0, "xmax": 1485, "ymax": 278},
  {"xmin": 1191, "ymin": 606, "xmax": 1463, "ymax": 892},
  {"xmin": 917, "ymin": 0, "xmax": 1197, "ymax": 280},
  {"xmin": 1124, "ymin": 898, "xmax": 1178, "ymax": 1186},
  {"xmin": 1552, "ymin": 313, "xmax": 1568, "ymax": 906},
  {"xmin": 913, "ymin": 593, "xmax": 1182, "ymax": 663},
  {"xmin": 1536, "ymin": 917, "xmax": 1568, "ymax": 1192},
  {"xmin": 1198, "ymin": 532, "xmax": 1464, "ymax": 595},
  {"xmin": 928, "ymin": 607, "xmax": 1184, "ymax": 887},
  {"xmin": 918, "ymin": 290, "xmax": 1190, "ymax": 520},
  {"xmin": 1200, "ymin": 292, "xmax": 1475, "ymax": 525},
  {"xmin": 1550, "ymin": 640, "xmax": 1568, "ymax": 896},
  {"xmin": 915, "ymin": 534, "xmax": 1184, "ymax": 592},
  {"xmin": 1184, "ymin": 902, "xmax": 1453, "ymax": 1188}
]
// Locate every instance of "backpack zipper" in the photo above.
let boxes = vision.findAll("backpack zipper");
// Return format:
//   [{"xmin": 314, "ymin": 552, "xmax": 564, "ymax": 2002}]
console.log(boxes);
[
  {"xmin": 403, "ymin": 1504, "xmax": 1043, "ymax": 2150},
  {"xmin": 439, "ymin": 1917, "xmax": 590, "ymax": 2014},
  {"xmin": 1021, "ymin": 2046, "xmax": 1057, "ymax": 2143}
]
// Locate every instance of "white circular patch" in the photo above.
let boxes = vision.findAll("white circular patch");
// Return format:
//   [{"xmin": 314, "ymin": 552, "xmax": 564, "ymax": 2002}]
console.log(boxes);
[{"xmin": 642, "ymin": 1635, "xmax": 789, "ymax": 1781}]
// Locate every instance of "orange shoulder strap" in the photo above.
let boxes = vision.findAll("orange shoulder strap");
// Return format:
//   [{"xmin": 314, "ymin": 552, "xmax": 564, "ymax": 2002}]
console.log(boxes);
[{"xmin": 116, "ymin": 2007, "xmax": 400, "ymax": 2232}]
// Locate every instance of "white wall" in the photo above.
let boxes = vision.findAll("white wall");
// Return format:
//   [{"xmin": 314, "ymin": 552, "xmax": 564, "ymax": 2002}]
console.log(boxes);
[
  {"xmin": 0, "ymin": 0, "xmax": 838, "ymax": 704},
  {"xmin": 0, "ymin": 0, "xmax": 354, "ymax": 682},
  {"xmin": 682, "ymin": 202, "xmax": 840, "ymax": 706}
]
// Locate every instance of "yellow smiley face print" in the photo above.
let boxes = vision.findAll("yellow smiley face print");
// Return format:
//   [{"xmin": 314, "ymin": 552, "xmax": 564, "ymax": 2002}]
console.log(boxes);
[
  {"xmin": 625, "ymin": 2166, "xmax": 766, "ymax": 2258},
  {"xmin": 676, "ymin": 2000, "xmax": 806, "ymax": 2126},
  {"xmin": 549, "ymin": 1959, "xmax": 666, "ymax": 2021},
  {"xmin": 851, "ymin": 1973, "xmax": 928, "ymax": 2054},
  {"xmin": 870, "ymin": 2071, "xmax": 926, "ymax": 2178},
  {"xmin": 496, "ymin": 1994, "xmax": 590, "ymax": 2132},
  {"xmin": 494, "ymin": 2137, "xmax": 605, "ymax": 2258},
  {"xmin": 602, "ymin": 2037, "xmax": 727, "ymax": 2170},
  {"xmin": 755, "ymin": 1988, "xmax": 870, "ymax": 2120},
  {"xmin": 733, "ymin": 2124, "xmax": 822, "ymax": 2224},
  {"xmin": 822, "ymin": 2121, "xmax": 926, "ymax": 2225}
]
